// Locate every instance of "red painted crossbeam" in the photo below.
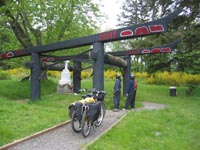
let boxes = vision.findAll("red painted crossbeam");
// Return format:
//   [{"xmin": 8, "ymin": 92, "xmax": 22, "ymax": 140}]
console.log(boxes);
[
  {"xmin": 0, "ymin": 9, "xmax": 182, "ymax": 60},
  {"xmin": 109, "ymin": 38, "xmax": 181, "ymax": 56},
  {"xmin": 40, "ymin": 38, "xmax": 181, "ymax": 62}
]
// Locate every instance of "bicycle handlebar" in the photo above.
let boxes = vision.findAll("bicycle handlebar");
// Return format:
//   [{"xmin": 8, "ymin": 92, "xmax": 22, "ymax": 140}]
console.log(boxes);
[{"xmin": 91, "ymin": 89, "xmax": 106, "ymax": 94}]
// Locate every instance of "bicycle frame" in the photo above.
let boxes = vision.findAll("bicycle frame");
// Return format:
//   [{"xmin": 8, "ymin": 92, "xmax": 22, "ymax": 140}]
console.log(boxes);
[{"xmin": 68, "ymin": 89, "xmax": 106, "ymax": 137}]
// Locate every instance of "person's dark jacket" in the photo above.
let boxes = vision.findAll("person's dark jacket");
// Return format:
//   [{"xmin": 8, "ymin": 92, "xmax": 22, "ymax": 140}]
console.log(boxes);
[
  {"xmin": 126, "ymin": 79, "xmax": 134, "ymax": 95},
  {"xmin": 114, "ymin": 78, "xmax": 121, "ymax": 95}
]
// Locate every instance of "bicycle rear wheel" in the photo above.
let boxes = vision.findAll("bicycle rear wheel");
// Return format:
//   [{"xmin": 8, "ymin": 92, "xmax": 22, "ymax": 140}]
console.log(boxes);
[
  {"xmin": 81, "ymin": 111, "xmax": 91, "ymax": 137},
  {"xmin": 71, "ymin": 111, "xmax": 81, "ymax": 133},
  {"xmin": 94, "ymin": 102, "xmax": 106, "ymax": 127}
]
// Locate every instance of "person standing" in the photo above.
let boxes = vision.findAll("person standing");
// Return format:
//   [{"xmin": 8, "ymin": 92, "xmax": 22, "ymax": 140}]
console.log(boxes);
[
  {"xmin": 131, "ymin": 79, "xmax": 137, "ymax": 109},
  {"xmin": 123, "ymin": 74, "xmax": 136, "ymax": 111},
  {"xmin": 113, "ymin": 74, "xmax": 121, "ymax": 112}
]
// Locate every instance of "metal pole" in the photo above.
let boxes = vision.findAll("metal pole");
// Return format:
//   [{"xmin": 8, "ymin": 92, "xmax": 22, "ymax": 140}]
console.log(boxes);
[
  {"xmin": 31, "ymin": 53, "xmax": 41, "ymax": 100},
  {"xmin": 92, "ymin": 42, "xmax": 104, "ymax": 90}
]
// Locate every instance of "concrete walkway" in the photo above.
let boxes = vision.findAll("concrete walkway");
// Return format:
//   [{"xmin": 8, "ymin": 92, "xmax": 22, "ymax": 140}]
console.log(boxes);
[{"xmin": 1, "ymin": 102, "xmax": 166, "ymax": 150}]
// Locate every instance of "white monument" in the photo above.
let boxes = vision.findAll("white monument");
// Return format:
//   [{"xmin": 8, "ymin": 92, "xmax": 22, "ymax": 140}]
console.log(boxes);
[
  {"xmin": 59, "ymin": 61, "xmax": 71, "ymax": 85},
  {"xmin": 57, "ymin": 61, "xmax": 73, "ymax": 93}
]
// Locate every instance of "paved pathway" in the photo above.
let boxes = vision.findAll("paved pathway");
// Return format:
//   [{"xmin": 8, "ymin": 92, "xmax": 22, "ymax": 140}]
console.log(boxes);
[{"xmin": 1, "ymin": 102, "xmax": 166, "ymax": 150}]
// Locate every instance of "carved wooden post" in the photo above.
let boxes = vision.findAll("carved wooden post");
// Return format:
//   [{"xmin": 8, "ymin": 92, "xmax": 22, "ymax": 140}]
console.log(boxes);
[
  {"xmin": 92, "ymin": 42, "xmax": 104, "ymax": 90},
  {"xmin": 31, "ymin": 53, "xmax": 41, "ymax": 100},
  {"xmin": 73, "ymin": 61, "xmax": 81, "ymax": 93},
  {"xmin": 123, "ymin": 56, "xmax": 131, "ymax": 96}
]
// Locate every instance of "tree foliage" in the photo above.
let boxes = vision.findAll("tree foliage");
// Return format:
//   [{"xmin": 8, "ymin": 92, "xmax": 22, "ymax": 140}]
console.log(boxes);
[
  {"xmin": 0, "ymin": 0, "xmax": 101, "ymax": 68},
  {"xmin": 117, "ymin": 0, "xmax": 200, "ymax": 74}
]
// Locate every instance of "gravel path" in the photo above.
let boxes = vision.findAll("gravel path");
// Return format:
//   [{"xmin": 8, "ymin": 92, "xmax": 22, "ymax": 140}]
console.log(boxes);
[{"xmin": 2, "ymin": 102, "xmax": 166, "ymax": 150}]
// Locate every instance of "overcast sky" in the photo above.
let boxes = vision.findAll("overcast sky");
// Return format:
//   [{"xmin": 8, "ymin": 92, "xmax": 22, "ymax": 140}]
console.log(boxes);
[{"xmin": 96, "ymin": 0, "xmax": 123, "ymax": 31}]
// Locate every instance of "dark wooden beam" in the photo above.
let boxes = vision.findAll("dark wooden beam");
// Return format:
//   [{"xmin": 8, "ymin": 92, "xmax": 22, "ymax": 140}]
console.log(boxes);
[{"xmin": 104, "ymin": 53, "xmax": 127, "ymax": 68}]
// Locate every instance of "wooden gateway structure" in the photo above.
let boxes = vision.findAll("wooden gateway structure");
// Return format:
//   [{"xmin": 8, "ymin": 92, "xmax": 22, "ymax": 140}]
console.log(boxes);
[{"xmin": 0, "ymin": 9, "xmax": 182, "ymax": 100}]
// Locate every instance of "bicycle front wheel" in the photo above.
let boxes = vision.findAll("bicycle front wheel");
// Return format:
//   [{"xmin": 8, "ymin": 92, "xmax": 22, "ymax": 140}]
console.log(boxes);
[
  {"xmin": 71, "ymin": 111, "xmax": 81, "ymax": 133},
  {"xmin": 94, "ymin": 102, "xmax": 106, "ymax": 127},
  {"xmin": 81, "ymin": 111, "xmax": 91, "ymax": 137}
]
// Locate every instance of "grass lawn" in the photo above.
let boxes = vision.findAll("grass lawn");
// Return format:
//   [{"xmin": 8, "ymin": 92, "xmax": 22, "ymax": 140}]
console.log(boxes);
[
  {"xmin": 0, "ymin": 78, "xmax": 199, "ymax": 149},
  {"xmin": 87, "ymin": 83, "xmax": 200, "ymax": 150}
]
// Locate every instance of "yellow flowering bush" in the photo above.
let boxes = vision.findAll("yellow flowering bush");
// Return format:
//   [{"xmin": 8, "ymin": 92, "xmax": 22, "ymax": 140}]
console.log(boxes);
[
  {"xmin": 1, "ymin": 67, "xmax": 199, "ymax": 86},
  {"xmin": 47, "ymin": 71, "xmax": 60, "ymax": 78},
  {"xmin": 146, "ymin": 75, "xmax": 155, "ymax": 84},
  {"xmin": 7, "ymin": 68, "xmax": 30, "ymax": 78},
  {"xmin": 104, "ymin": 70, "xmax": 119, "ymax": 79},
  {"xmin": 146, "ymin": 71, "xmax": 200, "ymax": 85},
  {"xmin": 8, "ymin": 68, "xmax": 29, "ymax": 75},
  {"xmin": 135, "ymin": 72, "xmax": 148, "ymax": 79},
  {"xmin": 0, "ymin": 70, "xmax": 11, "ymax": 80},
  {"xmin": 181, "ymin": 73, "xmax": 200, "ymax": 85},
  {"xmin": 81, "ymin": 69, "xmax": 93, "ymax": 79}
]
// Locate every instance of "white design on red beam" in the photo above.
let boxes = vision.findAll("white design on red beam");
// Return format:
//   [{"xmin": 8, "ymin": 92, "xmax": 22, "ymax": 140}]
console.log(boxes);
[
  {"xmin": 120, "ymin": 25, "xmax": 164, "ymax": 38},
  {"xmin": 151, "ymin": 48, "xmax": 161, "ymax": 53},
  {"xmin": 149, "ymin": 25, "xmax": 164, "ymax": 33},
  {"xmin": 7, "ymin": 52, "xmax": 15, "ymax": 58},
  {"xmin": 142, "ymin": 49, "xmax": 151, "ymax": 53},
  {"xmin": 162, "ymin": 47, "xmax": 171, "ymax": 53},
  {"xmin": 135, "ymin": 26, "xmax": 149, "ymax": 36},
  {"xmin": 120, "ymin": 30, "xmax": 133, "ymax": 37}
]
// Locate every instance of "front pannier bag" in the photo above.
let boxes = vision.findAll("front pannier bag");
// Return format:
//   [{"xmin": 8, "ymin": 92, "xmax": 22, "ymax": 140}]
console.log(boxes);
[{"xmin": 86, "ymin": 102, "xmax": 101, "ymax": 122}]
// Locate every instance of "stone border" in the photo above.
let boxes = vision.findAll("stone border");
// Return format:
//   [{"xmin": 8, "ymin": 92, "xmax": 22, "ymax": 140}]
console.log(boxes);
[
  {"xmin": 81, "ymin": 102, "xmax": 167, "ymax": 150},
  {"xmin": 80, "ymin": 110, "xmax": 129, "ymax": 150},
  {"xmin": 0, "ymin": 102, "xmax": 167, "ymax": 150},
  {"xmin": 0, "ymin": 121, "xmax": 70, "ymax": 150}
]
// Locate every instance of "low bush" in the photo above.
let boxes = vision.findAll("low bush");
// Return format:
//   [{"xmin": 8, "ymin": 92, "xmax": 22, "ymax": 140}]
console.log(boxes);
[
  {"xmin": 0, "ymin": 68, "xmax": 200, "ymax": 86},
  {"xmin": 47, "ymin": 70, "xmax": 60, "ymax": 78},
  {"xmin": 0, "ymin": 70, "xmax": 11, "ymax": 80},
  {"xmin": 146, "ymin": 71, "xmax": 200, "ymax": 86}
]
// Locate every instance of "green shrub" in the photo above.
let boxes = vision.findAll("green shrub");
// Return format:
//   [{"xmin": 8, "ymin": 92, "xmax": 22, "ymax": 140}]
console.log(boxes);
[
  {"xmin": 81, "ymin": 69, "xmax": 93, "ymax": 79},
  {"xmin": 0, "ymin": 70, "xmax": 11, "ymax": 80},
  {"xmin": 47, "ymin": 71, "xmax": 60, "ymax": 78},
  {"xmin": 104, "ymin": 70, "xmax": 120, "ymax": 79},
  {"xmin": 185, "ymin": 84, "xmax": 197, "ymax": 96},
  {"xmin": 1, "ymin": 68, "xmax": 200, "ymax": 86},
  {"xmin": 146, "ymin": 71, "xmax": 200, "ymax": 86},
  {"xmin": 135, "ymin": 72, "xmax": 148, "ymax": 79}
]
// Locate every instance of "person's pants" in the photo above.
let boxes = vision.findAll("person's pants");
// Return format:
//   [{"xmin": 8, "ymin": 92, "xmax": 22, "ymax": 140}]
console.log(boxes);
[
  {"xmin": 124, "ymin": 92, "xmax": 135, "ymax": 109},
  {"xmin": 113, "ymin": 91, "xmax": 120, "ymax": 109}
]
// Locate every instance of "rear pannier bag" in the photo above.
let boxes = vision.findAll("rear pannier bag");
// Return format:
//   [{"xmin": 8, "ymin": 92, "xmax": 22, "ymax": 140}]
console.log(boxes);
[
  {"xmin": 86, "ymin": 102, "xmax": 101, "ymax": 121},
  {"xmin": 68, "ymin": 104, "xmax": 75, "ymax": 118},
  {"xmin": 74, "ymin": 102, "xmax": 83, "ymax": 121}
]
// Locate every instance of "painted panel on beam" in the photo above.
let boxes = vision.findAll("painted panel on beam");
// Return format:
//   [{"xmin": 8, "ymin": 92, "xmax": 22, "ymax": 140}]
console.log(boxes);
[
  {"xmin": 142, "ymin": 49, "xmax": 151, "ymax": 54},
  {"xmin": 162, "ymin": 47, "xmax": 171, "ymax": 53},
  {"xmin": 149, "ymin": 25, "xmax": 164, "ymax": 32},
  {"xmin": 151, "ymin": 48, "xmax": 162, "ymax": 53}
]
